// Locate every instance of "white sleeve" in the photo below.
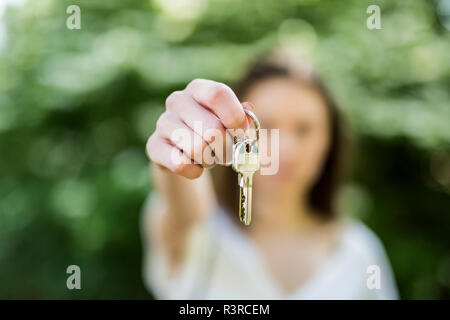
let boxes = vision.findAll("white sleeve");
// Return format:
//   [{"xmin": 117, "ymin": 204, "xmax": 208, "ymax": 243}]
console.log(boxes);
[
  {"xmin": 370, "ymin": 238, "xmax": 399, "ymax": 300},
  {"xmin": 351, "ymin": 222, "xmax": 400, "ymax": 300},
  {"xmin": 139, "ymin": 192, "xmax": 217, "ymax": 299}
]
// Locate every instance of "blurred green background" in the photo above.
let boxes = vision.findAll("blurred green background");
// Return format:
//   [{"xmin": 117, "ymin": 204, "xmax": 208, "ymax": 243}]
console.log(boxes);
[{"xmin": 0, "ymin": 0, "xmax": 449, "ymax": 299}]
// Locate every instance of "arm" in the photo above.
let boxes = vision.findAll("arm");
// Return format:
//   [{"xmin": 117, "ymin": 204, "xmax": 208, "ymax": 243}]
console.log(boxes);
[
  {"xmin": 142, "ymin": 163, "xmax": 217, "ymax": 275},
  {"xmin": 142, "ymin": 79, "xmax": 251, "ymax": 275}
]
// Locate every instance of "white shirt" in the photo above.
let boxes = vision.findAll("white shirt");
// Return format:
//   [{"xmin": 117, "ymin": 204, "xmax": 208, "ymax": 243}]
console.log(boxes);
[{"xmin": 141, "ymin": 202, "xmax": 399, "ymax": 300}]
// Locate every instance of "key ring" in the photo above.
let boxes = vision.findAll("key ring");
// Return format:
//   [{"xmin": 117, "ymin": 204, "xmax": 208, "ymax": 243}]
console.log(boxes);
[
  {"xmin": 233, "ymin": 109, "xmax": 260, "ymax": 144},
  {"xmin": 244, "ymin": 109, "xmax": 260, "ymax": 141},
  {"xmin": 228, "ymin": 108, "xmax": 260, "ymax": 166}
]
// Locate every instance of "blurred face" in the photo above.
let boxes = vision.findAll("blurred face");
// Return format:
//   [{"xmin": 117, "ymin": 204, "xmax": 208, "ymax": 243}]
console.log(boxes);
[{"xmin": 243, "ymin": 76, "xmax": 331, "ymax": 200}]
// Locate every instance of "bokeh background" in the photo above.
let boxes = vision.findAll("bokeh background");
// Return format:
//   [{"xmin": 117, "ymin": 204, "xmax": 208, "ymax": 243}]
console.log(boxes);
[{"xmin": 0, "ymin": 0, "xmax": 449, "ymax": 299}]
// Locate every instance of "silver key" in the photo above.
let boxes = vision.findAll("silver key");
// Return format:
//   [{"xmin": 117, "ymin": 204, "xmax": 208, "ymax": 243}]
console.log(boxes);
[{"xmin": 232, "ymin": 110, "xmax": 260, "ymax": 226}]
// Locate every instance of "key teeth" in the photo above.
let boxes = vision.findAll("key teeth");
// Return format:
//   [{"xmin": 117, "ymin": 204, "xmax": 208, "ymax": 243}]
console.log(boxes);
[{"xmin": 240, "ymin": 193, "xmax": 246, "ymax": 222}]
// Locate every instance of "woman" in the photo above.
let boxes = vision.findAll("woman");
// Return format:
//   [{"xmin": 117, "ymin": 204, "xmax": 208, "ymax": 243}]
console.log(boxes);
[{"xmin": 142, "ymin": 48, "xmax": 399, "ymax": 299}]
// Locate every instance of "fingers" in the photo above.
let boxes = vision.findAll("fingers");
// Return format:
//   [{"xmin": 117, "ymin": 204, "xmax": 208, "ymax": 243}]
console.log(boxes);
[
  {"xmin": 164, "ymin": 91, "xmax": 232, "ymax": 164},
  {"xmin": 146, "ymin": 79, "xmax": 252, "ymax": 178},
  {"xmin": 155, "ymin": 111, "xmax": 216, "ymax": 168},
  {"xmin": 146, "ymin": 134, "xmax": 204, "ymax": 179},
  {"xmin": 185, "ymin": 79, "xmax": 248, "ymax": 131}
]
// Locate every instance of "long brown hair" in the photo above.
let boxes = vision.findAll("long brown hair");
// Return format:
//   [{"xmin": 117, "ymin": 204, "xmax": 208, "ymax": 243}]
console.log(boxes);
[{"xmin": 212, "ymin": 48, "xmax": 351, "ymax": 222}]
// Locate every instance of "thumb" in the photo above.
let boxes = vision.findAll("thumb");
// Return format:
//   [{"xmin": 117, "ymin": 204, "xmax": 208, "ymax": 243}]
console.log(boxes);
[{"xmin": 241, "ymin": 101, "xmax": 256, "ymax": 125}]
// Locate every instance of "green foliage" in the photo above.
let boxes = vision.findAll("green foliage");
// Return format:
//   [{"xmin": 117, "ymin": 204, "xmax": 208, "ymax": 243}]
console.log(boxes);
[{"xmin": 0, "ymin": 0, "xmax": 449, "ymax": 299}]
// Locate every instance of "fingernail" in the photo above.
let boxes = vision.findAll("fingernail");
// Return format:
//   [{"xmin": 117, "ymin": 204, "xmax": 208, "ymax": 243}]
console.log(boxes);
[{"xmin": 242, "ymin": 101, "xmax": 255, "ymax": 110}]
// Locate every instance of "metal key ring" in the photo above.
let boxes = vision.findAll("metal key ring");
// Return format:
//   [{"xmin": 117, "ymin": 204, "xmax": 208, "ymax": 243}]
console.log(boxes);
[{"xmin": 244, "ymin": 109, "xmax": 260, "ymax": 141}]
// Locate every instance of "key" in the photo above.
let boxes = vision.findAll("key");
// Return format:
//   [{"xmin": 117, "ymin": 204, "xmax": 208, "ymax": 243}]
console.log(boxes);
[
  {"xmin": 232, "ymin": 139, "xmax": 260, "ymax": 225},
  {"xmin": 232, "ymin": 109, "xmax": 260, "ymax": 226}
]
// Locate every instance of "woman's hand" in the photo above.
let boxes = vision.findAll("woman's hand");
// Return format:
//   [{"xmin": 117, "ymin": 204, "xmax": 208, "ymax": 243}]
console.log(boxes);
[
  {"xmin": 143, "ymin": 79, "xmax": 252, "ymax": 274},
  {"xmin": 146, "ymin": 78, "xmax": 252, "ymax": 179}
]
